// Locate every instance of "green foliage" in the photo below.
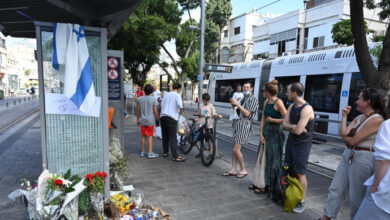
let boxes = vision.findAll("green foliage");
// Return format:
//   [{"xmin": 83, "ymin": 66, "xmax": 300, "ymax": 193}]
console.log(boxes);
[
  {"xmin": 24, "ymin": 69, "xmax": 31, "ymax": 76},
  {"xmin": 331, "ymin": 19, "xmax": 368, "ymax": 46},
  {"xmin": 109, "ymin": 0, "xmax": 182, "ymax": 85},
  {"xmin": 206, "ymin": 0, "xmax": 232, "ymax": 31},
  {"xmin": 365, "ymin": 0, "xmax": 390, "ymax": 21},
  {"xmin": 205, "ymin": 0, "xmax": 232, "ymax": 63},
  {"xmin": 177, "ymin": 0, "xmax": 200, "ymax": 11},
  {"xmin": 180, "ymin": 49, "xmax": 200, "ymax": 82},
  {"xmin": 373, "ymin": 35, "xmax": 385, "ymax": 42},
  {"xmin": 205, "ymin": 20, "xmax": 220, "ymax": 62},
  {"xmin": 176, "ymin": 19, "xmax": 200, "ymax": 58},
  {"xmin": 370, "ymin": 44, "xmax": 382, "ymax": 65}
]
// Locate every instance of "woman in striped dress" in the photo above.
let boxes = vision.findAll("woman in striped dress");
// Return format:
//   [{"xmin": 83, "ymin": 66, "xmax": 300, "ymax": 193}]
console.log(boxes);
[
  {"xmin": 250, "ymin": 80, "xmax": 287, "ymax": 196},
  {"xmin": 223, "ymin": 81, "xmax": 259, "ymax": 178}
]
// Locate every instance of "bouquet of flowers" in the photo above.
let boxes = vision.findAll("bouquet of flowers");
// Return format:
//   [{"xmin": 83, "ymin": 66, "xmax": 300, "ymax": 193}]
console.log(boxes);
[
  {"xmin": 84, "ymin": 171, "xmax": 107, "ymax": 220},
  {"xmin": 109, "ymin": 136, "xmax": 128, "ymax": 189},
  {"xmin": 8, "ymin": 169, "xmax": 85, "ymax": 220},
  {"xmin": 110, "ymin": 193, "xmax": 135, "ymax": 218}
]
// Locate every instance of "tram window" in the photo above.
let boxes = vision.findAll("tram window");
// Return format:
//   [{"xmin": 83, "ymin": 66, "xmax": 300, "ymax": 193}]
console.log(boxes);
[
  {"xmin": 274, "ymin": 76, "xmax": 300, "ymax": 108},
  {"xmin": 304, "ymin": 74, "xmax": 343, "ymax": 113},
  {"xmin": 215, "ymin": 78, "xmax": 255, "ymax": 103},
  {"xmin": 348, "ymin": 72, "xmax": 366, "ymax": 121}
]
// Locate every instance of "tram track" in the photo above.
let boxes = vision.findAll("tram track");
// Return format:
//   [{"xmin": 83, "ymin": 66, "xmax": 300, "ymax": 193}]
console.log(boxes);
[{"xmin": 0, "ymin": 107, "xmax": 40, "ymax": 134}]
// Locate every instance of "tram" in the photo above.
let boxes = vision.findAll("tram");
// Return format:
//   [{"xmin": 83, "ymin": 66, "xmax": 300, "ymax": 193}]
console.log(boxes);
[{"xmin": 207, "ymin": 43, "xmax": 380, "ymax": 135}]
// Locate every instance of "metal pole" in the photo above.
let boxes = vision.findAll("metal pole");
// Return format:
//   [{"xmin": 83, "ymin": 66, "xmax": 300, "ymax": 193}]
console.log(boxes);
[{"xmin": 198, "ymin": 0, "xmax": 206, "ymax": 110}]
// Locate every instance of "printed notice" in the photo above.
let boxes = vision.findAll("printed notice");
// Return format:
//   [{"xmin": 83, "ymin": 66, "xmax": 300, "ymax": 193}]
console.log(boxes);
[{"xmin": 45, "ymin": 93, "xmax": 101, "ymax": 117}]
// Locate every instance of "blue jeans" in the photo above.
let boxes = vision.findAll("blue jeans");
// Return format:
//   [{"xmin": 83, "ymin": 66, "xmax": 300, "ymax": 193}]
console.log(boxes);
[{"xmin": 354, "ymin": 187, "xmax": 390, "ymax": 220}]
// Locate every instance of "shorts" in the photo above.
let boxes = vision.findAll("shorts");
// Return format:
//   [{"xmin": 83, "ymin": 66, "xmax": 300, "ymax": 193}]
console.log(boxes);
[
  {"xmin": 285, "ymin": 139, "xmax": 312, "ymax": 175},
  {"xmin": 141, "ymin": 125, "xmax": 155, "ymax": 136}
]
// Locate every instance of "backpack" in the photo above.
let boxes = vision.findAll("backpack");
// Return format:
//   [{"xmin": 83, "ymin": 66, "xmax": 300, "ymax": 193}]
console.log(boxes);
[{"xmin": 271, "ymin": 165, "xmax": 290, "ymax": 205}]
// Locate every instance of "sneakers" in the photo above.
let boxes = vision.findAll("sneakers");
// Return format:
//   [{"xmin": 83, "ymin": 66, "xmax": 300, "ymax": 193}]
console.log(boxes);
[
  {"xmin": 147, "ymin": 153, "xmax": 158, "ymax": 158},
  {"xmin": 293, "ymin": 201, "xmax": 306, "ymax": 214},
  {"xmin": 140, "ymin": 152, "xmax": 146, "ymax": 157}
]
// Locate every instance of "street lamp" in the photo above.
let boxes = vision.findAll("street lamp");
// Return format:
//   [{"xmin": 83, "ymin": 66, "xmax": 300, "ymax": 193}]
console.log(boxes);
[{"xmin": 198, "ymin": 0, "xmax": 205, "ymax": 110}]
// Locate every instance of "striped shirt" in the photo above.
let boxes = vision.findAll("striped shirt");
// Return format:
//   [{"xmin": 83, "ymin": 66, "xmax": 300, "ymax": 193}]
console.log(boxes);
[{"xmin": 237, "ymin": 94, "xmax": 259, "ymax": 120}]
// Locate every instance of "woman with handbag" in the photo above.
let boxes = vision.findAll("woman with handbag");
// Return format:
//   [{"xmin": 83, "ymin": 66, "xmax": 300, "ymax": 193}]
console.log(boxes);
[
  {"xmin": 319, "ymin": 88, "xmax": 388, "ymax": 220},
  {"xmin": 249, "ymin": 80, "xmax": 287, "ymax": 197}
]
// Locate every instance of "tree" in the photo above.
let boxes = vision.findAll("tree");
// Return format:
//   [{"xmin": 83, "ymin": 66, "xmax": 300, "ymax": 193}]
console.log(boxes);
[
  {"xmin": 206, "ymin": 0, "xmax": 232, "ymax": 63},
  {"xmin": 108, "ymin": 0, "xmax": 182, "ymax": 85},
  {"xmin": 350, "ymin": 1, "xmax": 390, "ymax": 109},
  {"xmin": 24, "ymin": 69, "xmax": 31, "ymax": 76},
  {"xmin": 204, "ymin": 20, "xmax": 220, "ymax": 63},
  {"xmin": 331, "ymin": 19, "xmax": 368, "ymax": 46}
]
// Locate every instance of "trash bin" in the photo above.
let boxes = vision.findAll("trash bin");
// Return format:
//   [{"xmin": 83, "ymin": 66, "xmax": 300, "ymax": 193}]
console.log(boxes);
[{"xmin": 0, "ymin": 89, "xmax": 4, "ymax": 100}]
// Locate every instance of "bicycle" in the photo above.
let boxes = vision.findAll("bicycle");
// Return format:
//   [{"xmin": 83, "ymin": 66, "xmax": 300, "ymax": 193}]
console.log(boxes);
[{"xmin": 179, "ymin": 114, "xmax": 219, "ymax": 166}]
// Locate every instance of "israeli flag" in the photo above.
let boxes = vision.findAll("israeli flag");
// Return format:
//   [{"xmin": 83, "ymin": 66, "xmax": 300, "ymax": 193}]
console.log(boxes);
[{"xmin": 52, "ymin": 23, "xmax": 96, "ymax": 114}]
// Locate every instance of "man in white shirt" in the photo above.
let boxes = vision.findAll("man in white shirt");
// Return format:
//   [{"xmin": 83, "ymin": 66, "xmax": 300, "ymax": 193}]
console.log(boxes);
[
  {"xmin": 160, "ymin": 83, "xmax": 185, "ymax": 162},
  {"xmin": 153, "ymin": 85, "xmax": 161, "ymax": 101}
]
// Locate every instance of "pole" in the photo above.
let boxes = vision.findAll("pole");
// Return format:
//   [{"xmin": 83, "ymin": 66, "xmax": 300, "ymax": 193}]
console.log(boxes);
[{"xmin": 198, "ymin": 0, "xmax": 206, "ymax": 110}]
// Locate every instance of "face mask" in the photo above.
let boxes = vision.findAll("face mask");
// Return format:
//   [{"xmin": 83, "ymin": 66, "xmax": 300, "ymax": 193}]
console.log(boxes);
[{"xmin": 244, "ymin": 91, "xmax": 251, "ymax": 96}]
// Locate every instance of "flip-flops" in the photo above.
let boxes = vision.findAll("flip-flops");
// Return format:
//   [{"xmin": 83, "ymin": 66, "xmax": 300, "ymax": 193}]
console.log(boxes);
[
  {"xmin": 222, "ymin": 172, "xmax": 237, "ymax": 176},
  {"xmin": 172, "ymin": 156, "xmax": 186, "ymax": 162},
  {"xmin": 254, "ymin": 188, "xmax": 267, "ymax": 194},
  {"xmin": 248, "ymin": 184, "xmax": 257, "ymax": 190},
  {"xmin": 236, "ymin": 173, "xmax": 248, "ymax": 178}
]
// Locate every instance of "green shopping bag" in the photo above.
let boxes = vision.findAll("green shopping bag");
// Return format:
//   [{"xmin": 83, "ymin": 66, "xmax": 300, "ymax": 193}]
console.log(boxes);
[{"xmin": 284, "ymin": 175, "xmax": 304, "ymax": 212}]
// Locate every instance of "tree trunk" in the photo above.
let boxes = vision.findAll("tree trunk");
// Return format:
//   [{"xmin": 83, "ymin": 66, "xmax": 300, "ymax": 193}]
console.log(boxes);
[{"xmin": 350, "ymin": 0, "xmax": 390, "ymax": 111}]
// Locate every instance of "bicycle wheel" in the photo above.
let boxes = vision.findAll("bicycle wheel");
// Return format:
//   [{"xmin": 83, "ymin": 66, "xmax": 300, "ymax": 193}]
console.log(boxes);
[
  {"xmin": 200, "ymin": 135, "xmax": 216, "ymax": 166},
  {"xmin": 180, "ymin": 135, "xmax": 192, "ymax": 154}
]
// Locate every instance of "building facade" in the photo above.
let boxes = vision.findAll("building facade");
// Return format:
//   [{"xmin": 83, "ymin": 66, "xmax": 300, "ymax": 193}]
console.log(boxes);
[{"xmin": 220, "ymin": 0, "xmax": 388, "ymax": 63}]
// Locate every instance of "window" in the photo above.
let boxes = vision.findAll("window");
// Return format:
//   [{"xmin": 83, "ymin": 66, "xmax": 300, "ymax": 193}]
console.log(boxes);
[
  {"xmin": 222, "ymin": 47, "xmax": 230, "ymax": 63},
  {"xmin": 224, "ymin": 30, "xmax": 228, "ymax": 38},
  {"xmin": 348, "ymin": 72, "xmax": 366, "ymax": 121},
  {"xmin": 278, "ymin": 40, "xmax": 286, "ymax": 56},
  {"xmin": 215, "ymin": 78, "xmax": 255, "ymax": 103},
  {"xmin": 304, "ymin": 74, "xmax": 343, "ymax": 113},
  {"xmin": 275, "ymin": 76, "xmax": 301, "ymax": 108},
  {"xmin": 313, "ymin": 36, "xmax": 325, "ymax": 48},
  {"xmin": 234, "ymin": 27, "xmax": 240, "ymax": 35}
]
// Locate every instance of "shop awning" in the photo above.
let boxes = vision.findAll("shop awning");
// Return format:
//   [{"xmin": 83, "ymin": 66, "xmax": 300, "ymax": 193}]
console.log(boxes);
[{"xmin": 0, "ymin": 0, "xmax": 142, "ymax": 39}]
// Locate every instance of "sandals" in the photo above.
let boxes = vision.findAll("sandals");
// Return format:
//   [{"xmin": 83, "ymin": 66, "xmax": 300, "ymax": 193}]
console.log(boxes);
[
  {"xmin": 222, "ymin": 172, "xmax": 237, "ymax": 176},
  {"xmin": 248, "ymin": 184, "xmax": 257, "ymax": 190},
  {"xmin": 254, "ymin": 188, "xmax": 267, "ymax": 194},
  {"xmin": 163, "ymin": 153, "xmax": 169, "ymax": 157},
  {"xmin": 236, "ymin": 173, "xmax": 248, "ymax": 178},
  {"xmin": 172, "ymin": 156, "xmax": 186, "ymax": 162}
]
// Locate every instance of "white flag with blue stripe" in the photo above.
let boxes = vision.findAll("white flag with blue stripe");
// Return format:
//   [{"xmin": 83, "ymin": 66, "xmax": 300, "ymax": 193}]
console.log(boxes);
[{"xmin": 52, "ymin": 23, "xmax": 96, "ymax": 115}]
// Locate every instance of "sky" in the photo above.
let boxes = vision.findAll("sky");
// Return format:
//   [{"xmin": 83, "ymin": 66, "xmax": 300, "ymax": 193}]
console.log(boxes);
[{"xmin": 230, "ymin": 0, "xmax": 304, "ymax": 17}]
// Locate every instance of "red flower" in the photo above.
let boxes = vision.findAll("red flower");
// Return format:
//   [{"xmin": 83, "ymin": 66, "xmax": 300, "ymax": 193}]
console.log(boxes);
[
  {"xmin": 54, "ymin": 179, "xmax": 63, "ymax": 186},
  {"xmin": 101, "ymin": 171, "xmax": 107, "ymax": 178},
  {"xmin": 86, "ymin": 174, "xmax": 93, "ymax": 180},
  {"xmin": 95, "ymin": 171, "xmax": 102, "ymax": 177}
]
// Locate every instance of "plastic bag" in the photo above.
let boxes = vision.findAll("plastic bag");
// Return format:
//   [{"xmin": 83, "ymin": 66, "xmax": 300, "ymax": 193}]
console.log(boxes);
[
  {"xmin": 177, "ymin": 115, "xmax": 190, "ymax": 136},
  {"xmin": 284, "ymin": 175, "xmax": 304, "ymax": 212},
  {"xmin": 229, "ymin": 109, "xmax": 239, "ymax": 120}
]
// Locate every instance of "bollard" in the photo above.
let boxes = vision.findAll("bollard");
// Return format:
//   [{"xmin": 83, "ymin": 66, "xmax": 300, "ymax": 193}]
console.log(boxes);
[
  {"xmin": 24, "ymin": 97, "xmax": 26, "ymax": 102},
  {"xmin": 14, "ymin": 100, "xmax": 16, "ymax": 105},
  {"xmin": 18, "ymin": 98, "xmax": 21, "ymax": 103},
  {"xmin": 28, "ymin": 97, "xmax": 30, "ymax": 101},
  {"xmin": 6, "ymin": 102, "xmax": 8, "ymax": 108}
]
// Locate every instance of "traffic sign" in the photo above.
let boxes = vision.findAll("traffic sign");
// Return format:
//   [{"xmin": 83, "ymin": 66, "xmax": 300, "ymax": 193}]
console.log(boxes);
[
  {"xmin": 107, "ymin": 57, "xmax": 119, "ymax": 69},
  {"xmin": 108, "ymin": 69, "xmax": 119, "ymax": 80},
  {"xmin": 203, "ymin": 64, "xmax": 233, "ymax": 73}
]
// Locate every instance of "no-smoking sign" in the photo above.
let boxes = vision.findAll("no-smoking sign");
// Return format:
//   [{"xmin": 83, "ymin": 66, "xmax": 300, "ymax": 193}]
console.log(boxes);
[
  {"xmin": 107, "ymin": 57, "xmax": 119, "ymax": 69},
  {"xmin": 108, "ymin": 69, "xmax": 119, "ymax": 80}
]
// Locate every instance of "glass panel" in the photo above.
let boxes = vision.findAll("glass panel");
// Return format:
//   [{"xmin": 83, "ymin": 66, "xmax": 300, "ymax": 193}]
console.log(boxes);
[
  {"xmin": 348, "ymin": 72, "xmax": 366, "ymax": 121},
  {"xmin": 41, "ymin": 29, "xmax": 104, "ymax": 176},
  {"xmin": 304, "ymin": 74, "xmax": 343, "ymax": 113},
  {"xmin": 275, "ymin": 76, "xmax": 300, "ymax": 108},
  {"xmin": 215, "ymin": 78, "xmax": 255, "ymax": 103}
]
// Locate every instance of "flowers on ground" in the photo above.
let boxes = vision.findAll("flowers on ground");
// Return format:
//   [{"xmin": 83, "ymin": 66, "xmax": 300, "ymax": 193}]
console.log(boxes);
[
  {"xmin": 84, "ymin": 171, "xmax": 107, "ymax": 194},
  {"xmin": 110, "ymin": 194, "xmax": 136, "ymax": 215}
]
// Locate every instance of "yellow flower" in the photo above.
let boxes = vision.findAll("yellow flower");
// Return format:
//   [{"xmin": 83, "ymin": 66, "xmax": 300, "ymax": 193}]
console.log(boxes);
[
  {"xmin": 120, "ymin": 207, "xmax": 125, "ymax": 215},
  {"xmin": 126, "ymin": 204, "xmax": 130, "ymax": 210}
]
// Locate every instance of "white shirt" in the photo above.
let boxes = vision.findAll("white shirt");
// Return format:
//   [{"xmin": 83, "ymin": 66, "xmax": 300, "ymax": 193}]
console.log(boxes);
[
  {"xmin": 364, "ymin": 119, "xmax": 390, "ymax": 214},
  {"xmin": 160, "ymin": 91, "xmax": 183, "ymax": 121},
  {"xmin": 232, "ymin": 92, "xmax": 244, "ymax": 101},
  {"xmin": 153, "ymin": 90, "xmax": 161, "ymax": 100}
]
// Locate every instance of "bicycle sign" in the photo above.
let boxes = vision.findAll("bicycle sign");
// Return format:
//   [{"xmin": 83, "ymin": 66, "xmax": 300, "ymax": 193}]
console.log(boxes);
[
  {"xmin": 108, "ymin": 69, "xmax": 119, "ymax": 80},
  {"xmin": 107, "ymin": 57, "xmax": 119, "ymax": 69}
]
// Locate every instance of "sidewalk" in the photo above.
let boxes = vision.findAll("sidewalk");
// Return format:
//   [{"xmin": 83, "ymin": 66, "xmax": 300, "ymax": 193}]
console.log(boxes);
[
  {"xmin": 183, "ymin": 100, "xmax": 343, "ymax": 171},
  {"xmin": 0, "ymin": 97, "xmax": 39, "ymax": 131},
  {"xmin": 123, "ymin": 115, "xmax": 349, "ymax": 219}
]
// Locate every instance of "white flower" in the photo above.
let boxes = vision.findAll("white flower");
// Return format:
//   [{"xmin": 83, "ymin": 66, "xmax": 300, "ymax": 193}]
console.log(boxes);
[{"xmin": 58, "ymin": 178, "xmax": 73, "ymax": 187}]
